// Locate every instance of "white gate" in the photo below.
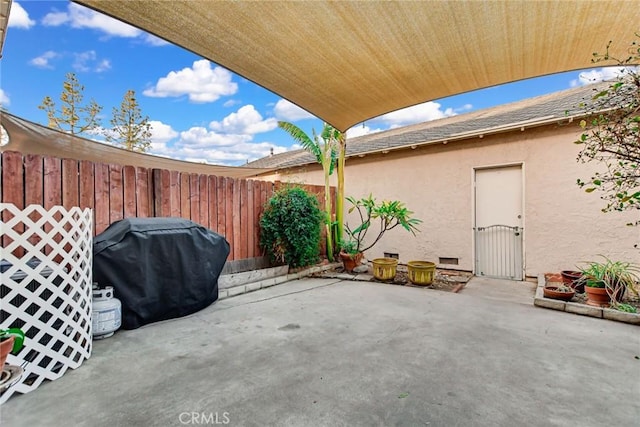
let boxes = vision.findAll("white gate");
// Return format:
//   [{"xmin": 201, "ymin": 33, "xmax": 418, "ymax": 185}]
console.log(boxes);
[{"xmin": 474, "ymin": 166, "xmax": 523, "ymax": 280}]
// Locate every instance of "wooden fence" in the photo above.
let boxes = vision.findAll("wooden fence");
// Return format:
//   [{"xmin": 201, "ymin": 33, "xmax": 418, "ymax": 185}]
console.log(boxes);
[{"xmin": 0, "ymin": 151, "xmax": 333, "ymax": 261}]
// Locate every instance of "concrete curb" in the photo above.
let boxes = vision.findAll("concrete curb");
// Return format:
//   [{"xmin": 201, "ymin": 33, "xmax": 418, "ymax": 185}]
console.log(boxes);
[
  {"xmin": 533, "ymin": 274, "xmax": 640, "ymax": 325},
  {"xmin": 319, "ymin": 268, "xmax": 468, "ymax": 292},
  {"xmin": 217, "ymin": 262, "xmax": 342, "ymax": 300}
]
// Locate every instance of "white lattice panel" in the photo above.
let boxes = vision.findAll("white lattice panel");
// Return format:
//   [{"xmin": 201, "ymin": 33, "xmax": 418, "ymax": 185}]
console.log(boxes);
[{"xmin": 1, "ymin": 204, "xmax": 92, "ymax": 404}]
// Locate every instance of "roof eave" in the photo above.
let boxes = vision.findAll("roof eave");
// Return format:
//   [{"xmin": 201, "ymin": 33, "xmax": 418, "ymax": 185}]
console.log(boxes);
[{"xmin": 266, "ymin": 113, "xmax": 589, "ymax": 173}]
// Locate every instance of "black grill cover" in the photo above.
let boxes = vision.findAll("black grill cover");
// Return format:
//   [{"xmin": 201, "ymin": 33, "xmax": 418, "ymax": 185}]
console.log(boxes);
[{"xmin": 93, "ymin": 218, "xmax": 230, "ymax": 329}]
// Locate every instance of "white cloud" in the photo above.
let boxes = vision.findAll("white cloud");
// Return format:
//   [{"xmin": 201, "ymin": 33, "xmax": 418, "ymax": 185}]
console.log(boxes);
[
  {"xmin": 30, "ymin": 50, "xmax": 109, "ymax": 72},
  {"xmin": 150, "ymin": 132, "xmax": 287, "ymax": 166},
  {"xmin": 179, "ymin": 127, "xmax": 251, "ymax": 147},
  {"xmin": 346, "ymin": 101, "xmax": 473, "ymax": 137},
  {"xmin": 29, "ymin": 51, "xmax": 59, "ymax": 69},
  {"xmin": 95, "ymin": 59, "xmax": 111, "ymax": 73},
  {"xmin": 0, "ymin": 88, "xmax": 10, "ymax": 106},
  {"xmin": 374, "ymin": 101, "xmax": 458, "ymax": 128},
  {"xmin": 41, "ymin": 11, "xmax": 68, "ymax": 26},
  {"xmin": 346, "ymin": 124, "xmax": 383, "ymax": 139},
  {"xmin": 209, "ymin": 105, "xmax": 277, "ymax": 135},
  {"xmin": 82, "ymin": 127, "xmax": 111, "ymax": 143},
  {"xmin": 143, "ymin": 34, "xmax": 169, "ymax": 47},
  {"xmin": 8, "ymin": 2, "xmax": 35, "ymax": 29},
  {"xmin": 455, "ymin": 104, "xmax": 474, "ymax": 113},
  {"xmin": 99, "ymin": 121, "xmax": 178, "ymax": 146},
  {"xmin": 149, "ymin": 121, "xmax": 178, "ymax": 144},
  {"xmin": 73, "ymin": 50, "xmax": 111, "ymax": 73},
  {"xmin": 143, "ymin": 60, "xmax": 238, "ymax": 103},
  {"xmin": 1, "ymin": 125, "xmax": 9, "ymax": 147},
  {"xmin": 273, "ymin": 99, "xmax": 315, "ymax": 121},
  {"xmin": 42, "ymin": 3, "xmax": 141, "ymax": 37},
  {"xmin": 41, "ymin": 3, "xmax": 167, "ymax": 46},
  {"xmin": 146, "ymin": 111, "xmax": 288, "ymax": 165},
  {"xmin": 569, "ymin": 67, "xmax": 633, "ymax": 87},
  {"xmin": 223, "ymin": 99, "xmax": 242, "ymax": 108}
]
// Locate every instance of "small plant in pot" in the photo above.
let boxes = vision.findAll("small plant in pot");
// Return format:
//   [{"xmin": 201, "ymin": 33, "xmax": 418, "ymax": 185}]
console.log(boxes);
[
  {"xmin": 339, "ymin": 239, "xmax": 363, "ymax": 272},
  {"xmin": 580, "ymin": 259, "xmax": 613, "ymax": 307},
  {"xmin": 342, "ymin": 194, "xmax": 421, "ymax": 278},
  {"xmin": 579, "ymin": 257, "xmax": 640, "ymax": 308},
  {"xmin": 1, "ymin": 328, "xmax": 25, "ymax": 367},
  {"xmin": 560, "ymin": 270, "xmax": 585, "ymax": 293},
  {"xmin": 543, "ymin": 283, "xmax": 575, "ymax": 301}
]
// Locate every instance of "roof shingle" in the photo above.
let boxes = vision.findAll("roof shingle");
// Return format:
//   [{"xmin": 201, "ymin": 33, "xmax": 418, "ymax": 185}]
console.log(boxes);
[{"xmin": 246, "ymin": 83, "xmax": 603, "ymax": 170}]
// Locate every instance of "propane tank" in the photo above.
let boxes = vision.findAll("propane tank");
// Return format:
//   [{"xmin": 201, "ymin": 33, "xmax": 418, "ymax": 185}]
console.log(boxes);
[{"xmin": 92, "ymin": 283, "xmax": 122, "ymax": 339}]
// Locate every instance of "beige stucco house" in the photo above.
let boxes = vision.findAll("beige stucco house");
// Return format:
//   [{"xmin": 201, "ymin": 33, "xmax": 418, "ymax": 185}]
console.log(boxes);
[{"xmin": 248, "ymin": 84, "xmax": 638, "ymax": 280}]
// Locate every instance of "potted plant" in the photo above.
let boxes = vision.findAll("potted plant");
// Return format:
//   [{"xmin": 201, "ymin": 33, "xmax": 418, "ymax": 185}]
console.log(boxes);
[
  {"xmin": 342, "ymin": 194, "xmax": 421, "ymax": 279},
  {"xmin": 1, "ymin": 328, "xmax": 25, "ymax": 367},
  {"xmin": 560, "ymin": 270, "xmax": 585, "ymax": 292},
  {"xmin": 543, "ymin": 283, "xmax": 575, "ymax": 301},
  {"xmin": 580, "ymin": 259, "xmax": 612, "ymax": 307},
  {"xmin": 579, "ymin": 257, "xmax": 640, "ymax": 307},
  {"xmin": 602, "ymin": 259, "xmax": 640, "ymax": 303},
  {"xmin": 339, "ymin": 240, "xmax": 363, "ymax": 272}
]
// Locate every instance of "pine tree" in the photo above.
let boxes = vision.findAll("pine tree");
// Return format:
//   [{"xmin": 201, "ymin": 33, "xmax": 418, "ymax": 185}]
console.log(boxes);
[
  {"xmin": 105, "ymin": 89, "xmax": 152, "ymax": 152},
  {"xmin": 38, "ymin": 72, "xmax": 102, "ymax": 135}
]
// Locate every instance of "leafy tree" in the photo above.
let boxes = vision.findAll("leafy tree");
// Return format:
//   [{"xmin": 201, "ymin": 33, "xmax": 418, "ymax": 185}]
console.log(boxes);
[
  {"xmin": 575, "ymin": 35, "xmax": 640, "ymax": 222},
  {"xmin": 278, "ymin": 121, "xmax": 342, "ymax": 260},
  {"xmin": 105, "ymin": 89, "xmax": 152, "ymax": 152},
  {"xmin": 38, "ymin": 72, "xmax": 102, "ymax": 135}
]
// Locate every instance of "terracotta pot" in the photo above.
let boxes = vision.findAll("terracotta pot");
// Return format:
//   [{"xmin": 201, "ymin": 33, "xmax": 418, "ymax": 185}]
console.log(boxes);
[
  {"xmin": 584, "ymin": 285, "xmax": 610, "ymax": 308},
  {"xmin": 339, "ymin": 251, "xmax": 363, "ymax": 272},
  {"xmin": 561, "ymin": 270, "xmax": 581, "ymax": 284},
  {"xmin": 543, "ymin": 286, "xmax": 575, "ymax": 301},
  {"xmin": 561, "ymin": 270, "xmax": 585, "ymax": 292},
  {"xmin": 0, "ymin": 336, "xmax": 15, "ymax": 367}
]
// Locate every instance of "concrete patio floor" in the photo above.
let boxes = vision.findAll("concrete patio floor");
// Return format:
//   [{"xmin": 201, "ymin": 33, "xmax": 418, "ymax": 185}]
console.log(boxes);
[{"xmin": 1, "ymin": 277, "xmax": 639, "ymax": 426}]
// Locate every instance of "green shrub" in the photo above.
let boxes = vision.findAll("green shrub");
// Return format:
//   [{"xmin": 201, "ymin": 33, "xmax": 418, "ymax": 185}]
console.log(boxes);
[{"xmin": 260, "ymin": 186, "xmax": 323, "ymax": 268}]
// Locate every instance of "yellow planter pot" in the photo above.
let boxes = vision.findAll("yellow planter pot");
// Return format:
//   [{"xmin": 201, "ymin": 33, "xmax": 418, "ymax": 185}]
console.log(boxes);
[
  {"xmin": 407, "ymin": 261, "xmax": 436, "ymax": 285},
  {"xmin": 372, "ymin": 258, "xmax": 398, "ymax": 281}
]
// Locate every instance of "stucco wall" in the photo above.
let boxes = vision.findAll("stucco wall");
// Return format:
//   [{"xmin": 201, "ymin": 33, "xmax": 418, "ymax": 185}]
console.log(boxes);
[{"xmin": 262, "ymin": 124, "xmax": 639, "ymax": 277}]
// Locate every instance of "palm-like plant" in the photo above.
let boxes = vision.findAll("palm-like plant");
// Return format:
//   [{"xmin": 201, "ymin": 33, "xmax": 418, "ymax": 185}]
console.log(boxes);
[
  {"xmin": 336, "ymin": 132, "xmax": 346, "ymax": 251},
  {"xmin": 278, "ymin": 121, "xmax": 341, "ymax": 260}
]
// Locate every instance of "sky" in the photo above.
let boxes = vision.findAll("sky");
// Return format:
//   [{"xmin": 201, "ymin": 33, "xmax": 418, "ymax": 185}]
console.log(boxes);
[{"xmin": 1, "ymin": 1, "xmax": 621, "ymax": 166}]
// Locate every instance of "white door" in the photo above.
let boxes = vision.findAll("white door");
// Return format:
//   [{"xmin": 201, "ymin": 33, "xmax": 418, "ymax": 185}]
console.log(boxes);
[{"xmin": 474, "ymin": 165, "xmax": 523, "ymax": 280}]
